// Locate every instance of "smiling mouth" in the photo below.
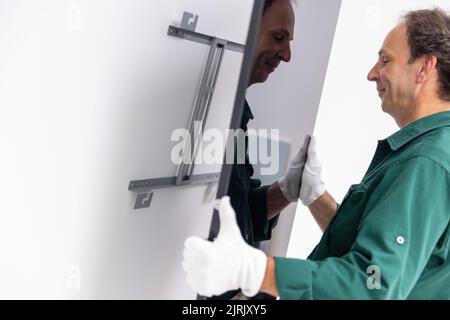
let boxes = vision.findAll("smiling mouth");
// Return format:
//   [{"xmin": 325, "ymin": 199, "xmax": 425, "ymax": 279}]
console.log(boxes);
[{"xmin": 378, "ymin": 88, "xmax": 386, "ymax": 98}]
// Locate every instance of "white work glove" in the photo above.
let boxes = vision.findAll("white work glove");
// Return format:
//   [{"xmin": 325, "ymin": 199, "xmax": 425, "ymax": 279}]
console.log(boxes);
[
  {"xmin": 278, "ymin": 135, "xmax": 310, "ymax": 202},
  {"xmin": 298, "ymin": 136, "xmax": 326, "ymax": 206},
  {"xmin": 182, "ymin": 196, "xmax": 267, "ymax": 298}
]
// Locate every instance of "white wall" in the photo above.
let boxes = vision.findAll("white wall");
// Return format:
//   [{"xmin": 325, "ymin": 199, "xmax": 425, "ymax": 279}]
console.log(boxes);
[
  {"xmin": 288, "ymin": 0, "xmax": 450, "ymax": 259},
  {"xmin": 0, "ymin": 0, "xmax": 253, "ymax": 299}
]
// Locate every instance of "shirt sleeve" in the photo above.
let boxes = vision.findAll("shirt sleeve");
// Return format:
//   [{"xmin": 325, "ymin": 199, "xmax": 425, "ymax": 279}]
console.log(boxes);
[
  {"xmin": 248, "ymin": 182, "xmax": 279, "ymax": 242},
  {"xmin": 275, "ymin": 156, "xmax": 450, "ymax": 299}
]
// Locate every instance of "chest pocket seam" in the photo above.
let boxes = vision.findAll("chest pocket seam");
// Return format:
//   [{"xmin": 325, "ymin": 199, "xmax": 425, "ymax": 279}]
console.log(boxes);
[{"xmin": 327, "ymin": 183, "xmax": 368, "ymax": 255}]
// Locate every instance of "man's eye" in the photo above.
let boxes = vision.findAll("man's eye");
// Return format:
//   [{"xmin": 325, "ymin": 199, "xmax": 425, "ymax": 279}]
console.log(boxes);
[{"xmin": 274, "ymin": 34, "xmax": 284, "ymax": 41}]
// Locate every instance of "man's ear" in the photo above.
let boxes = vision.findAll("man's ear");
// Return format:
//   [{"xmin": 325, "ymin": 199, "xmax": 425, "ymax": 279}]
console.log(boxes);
[{"xmin": 417, "ymin": 54, "xmax": 438, "ymax": 84}]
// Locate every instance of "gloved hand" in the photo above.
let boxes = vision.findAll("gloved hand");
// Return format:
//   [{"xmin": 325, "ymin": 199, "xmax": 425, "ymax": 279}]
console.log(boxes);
[
  {"xmin": 298, "ymin": 136, "xmax": 326, "ymax": 206},
  {"xmin": 278, "ymin": 135, "xmax": 310, "ymax": 202},
  {"xmin": 182, "ymin": 196, "xmax": 267, "ymax": 297}
]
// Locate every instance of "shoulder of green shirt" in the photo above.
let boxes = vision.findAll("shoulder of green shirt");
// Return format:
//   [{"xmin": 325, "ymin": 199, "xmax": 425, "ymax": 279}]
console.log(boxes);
[
  {"xmin": 385, "ymin": 111, "xmax": 450, "ymax": 175},
  {"xmin": 403, "ymin": 126, "xmax": 450, "ymax": 175}
]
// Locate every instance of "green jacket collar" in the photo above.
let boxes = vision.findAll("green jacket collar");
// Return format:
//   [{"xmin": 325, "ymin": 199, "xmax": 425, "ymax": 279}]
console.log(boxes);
[{"xmin": 387, "ymin": 111, "xmax": 450, "ymax": 151}]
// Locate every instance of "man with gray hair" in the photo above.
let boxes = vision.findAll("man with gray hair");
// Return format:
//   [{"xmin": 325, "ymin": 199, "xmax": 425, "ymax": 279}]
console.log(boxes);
[{"xmin": 184, "ymin": 8, "xmax": 450, "ymax": 299}]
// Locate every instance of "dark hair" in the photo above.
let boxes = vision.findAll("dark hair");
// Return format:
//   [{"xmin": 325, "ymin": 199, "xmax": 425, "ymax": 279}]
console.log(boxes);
[{"xmin": 403, "ymin": 8, "xmax": 450, "ymax": 101}]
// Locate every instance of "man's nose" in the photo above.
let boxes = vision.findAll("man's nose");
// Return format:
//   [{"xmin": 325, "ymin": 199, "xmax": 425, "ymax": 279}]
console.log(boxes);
[
  {"xmin": 279, "ymin": 43, "xmax": 292, "ymax": 63},
  {"xmin": 367, "ymin": 62, "xmax": 379, "ymax": 82}
]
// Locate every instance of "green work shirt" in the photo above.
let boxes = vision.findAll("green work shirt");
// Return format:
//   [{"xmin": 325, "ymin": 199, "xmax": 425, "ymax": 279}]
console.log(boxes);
[
  {"xmin": 228, "ymin": 100, "xmax": 278, "ymax": 246},
  {"xmin": 275, "ymin": 111, "xmax": 450, "ymax": 299}
]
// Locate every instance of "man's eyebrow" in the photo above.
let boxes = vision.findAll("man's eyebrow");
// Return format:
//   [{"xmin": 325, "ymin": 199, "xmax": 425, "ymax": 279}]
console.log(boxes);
[
  {"xmin": 276, "ymin": 28, "xmax": 294, "ymax": 40},
  {"xmin": 378, "ymin": 49, "xmax": 389, "ymax": 56}
]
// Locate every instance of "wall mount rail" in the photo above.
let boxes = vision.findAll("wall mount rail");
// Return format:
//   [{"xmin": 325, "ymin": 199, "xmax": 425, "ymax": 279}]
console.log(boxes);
[
  {"xmin": 128, "ymin": 172, "xmax": 221, "ymax": 192},
  {"xmin": 128, "ymin": 12, "xmax": 244, "ymax": 209}
]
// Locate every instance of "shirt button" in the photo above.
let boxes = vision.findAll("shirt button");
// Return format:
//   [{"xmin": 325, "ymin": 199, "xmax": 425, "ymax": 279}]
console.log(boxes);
[{"xmin": 396, "ymin": 236, "xmax": 405, "ymax": 245}]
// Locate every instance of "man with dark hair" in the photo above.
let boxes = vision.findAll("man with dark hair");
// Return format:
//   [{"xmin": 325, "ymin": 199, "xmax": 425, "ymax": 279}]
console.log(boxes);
[
  {"xmin": 227, "ymin": 0, "xmax": 302, "ymax": 255},
  {"xmin": 213, "ymin": 0, "xmax": 310, "ymax": 300},
  {"xmin": 184, "ymin": 8, "xmax": 450, "ymax": 299}
]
